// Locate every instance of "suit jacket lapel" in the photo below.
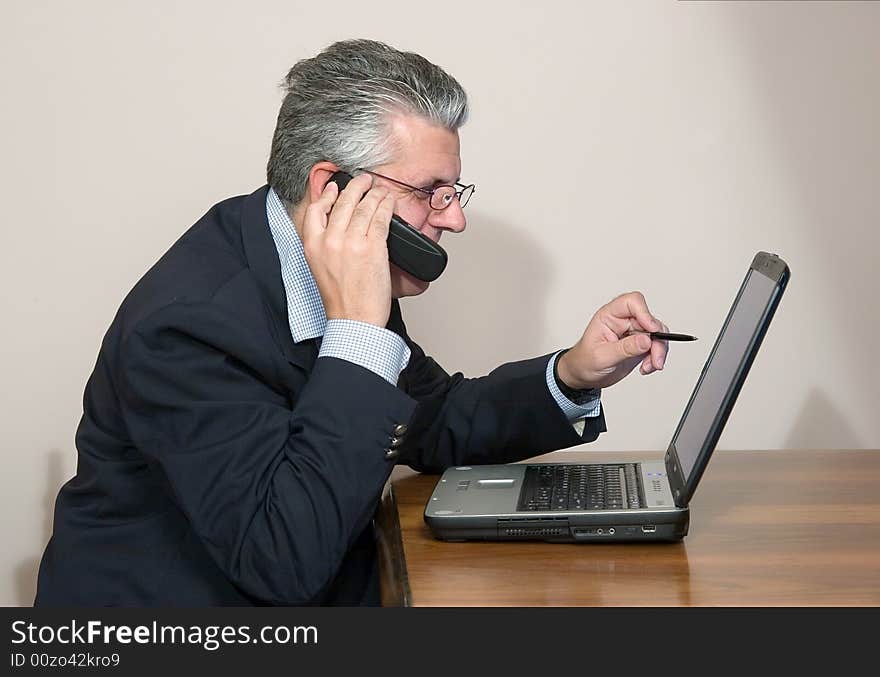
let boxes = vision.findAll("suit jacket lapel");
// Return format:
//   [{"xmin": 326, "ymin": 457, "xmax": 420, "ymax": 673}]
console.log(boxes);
[{"xmin": 240, "ymin": 185, "xmax": 316, "ymax": 372}]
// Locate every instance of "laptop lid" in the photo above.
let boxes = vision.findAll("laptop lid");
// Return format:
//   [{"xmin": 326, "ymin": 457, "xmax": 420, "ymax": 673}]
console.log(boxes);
[{"xmin": 665, "ymin": 252, "xmax": 790, "ymax": 508}]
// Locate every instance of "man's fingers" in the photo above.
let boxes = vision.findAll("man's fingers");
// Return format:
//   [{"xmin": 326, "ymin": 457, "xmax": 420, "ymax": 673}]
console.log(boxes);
[
  {"xmin": 326, "ymin": 173, "xmax": 373, "ymax": 235},
  {"xmin": 348, "ymin": 187, "xmax": 390, "ymax": 237},
  {"xmin": 302, "ymin": 181, "xmax": 338, "ymax": 241},
  {"xmin": 594, "ymin": 333, "xmax": 652, "ymax": 372},
  {"xmin": 652, "ymin": 321, "xmax": 669, "ymax": 370},
  {"xmin": 321, "ymin": 178, "xmax": 340, "ymax": 204},
  {"xmin": 626, "ymin": 292, "xmax": 660, "ymax": 332},
  {"xmin": 608, "ymin": 291, "xmax": 660, "ymax": 334},
  {"xmin": 638, "ymin": 323, "xmax": 669, "ymax": 374},
  {"xmin": 602, "ymin": 292, "xmax": 670, "ymax": 374},
  {"xmin": 367, "ymin": 193, "xmax": 395, "ymax": 241}
]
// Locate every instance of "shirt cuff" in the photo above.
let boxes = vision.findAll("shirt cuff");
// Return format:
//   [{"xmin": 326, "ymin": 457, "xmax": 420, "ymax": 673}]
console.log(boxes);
[
  {"xmin": 319, "ymin": 319, "xmax": 411, "ymax": 386},
  {"xmin": 546, "ymin": 350, "xmax": 602, "ymax": 421}
]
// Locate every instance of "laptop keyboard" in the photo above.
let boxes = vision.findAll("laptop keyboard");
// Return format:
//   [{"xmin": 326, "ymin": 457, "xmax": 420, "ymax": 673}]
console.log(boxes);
[{"xmin": 517, "ymin": 464, "xmax": 643, "ymax": 511}]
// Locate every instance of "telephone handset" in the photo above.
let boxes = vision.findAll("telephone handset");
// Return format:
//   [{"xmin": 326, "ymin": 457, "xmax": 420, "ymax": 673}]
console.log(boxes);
[{"xmin": 328, "ymin": 171, "xmax": 448, "ymax": 282}]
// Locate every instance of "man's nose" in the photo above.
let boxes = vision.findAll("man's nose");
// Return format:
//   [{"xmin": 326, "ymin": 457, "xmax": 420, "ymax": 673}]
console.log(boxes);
[{"xmin": 429, "ymin": 199, "xmax": 467, "ymax": 233}]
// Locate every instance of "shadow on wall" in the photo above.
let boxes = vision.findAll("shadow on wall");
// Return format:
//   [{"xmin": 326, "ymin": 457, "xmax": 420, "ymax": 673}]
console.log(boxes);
[
  {"xmin": 784, "ymin": 388, "xmax": 864, "ymax": 450},
  {"xmin": 15, "ymin": 449, "xmax": 66, "ymax": 606},
  {"xmin": 400, "ymin": 210, "xmax": 555, "ymax": 375}
]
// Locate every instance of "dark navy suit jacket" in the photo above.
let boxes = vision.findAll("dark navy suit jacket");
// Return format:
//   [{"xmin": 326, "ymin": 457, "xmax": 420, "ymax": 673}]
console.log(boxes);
[{"xmin": 34, "ymin": 186, "xmax": 606, "ymax": 606}]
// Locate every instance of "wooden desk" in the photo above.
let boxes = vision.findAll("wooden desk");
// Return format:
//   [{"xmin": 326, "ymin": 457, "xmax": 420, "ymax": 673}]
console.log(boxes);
[{"xmin": 375, "ymin": 450, "xmax": 880, "ymax": 606}]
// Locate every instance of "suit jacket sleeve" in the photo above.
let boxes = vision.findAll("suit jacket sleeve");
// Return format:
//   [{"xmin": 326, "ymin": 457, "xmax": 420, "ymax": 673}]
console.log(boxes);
[
  {"xmin": 391, "ymin": 303, "xmax": 607, "ymax": 474},
  {"xmin": 117, "ymin": 300, "xmax": 416, "ymax": 605}
]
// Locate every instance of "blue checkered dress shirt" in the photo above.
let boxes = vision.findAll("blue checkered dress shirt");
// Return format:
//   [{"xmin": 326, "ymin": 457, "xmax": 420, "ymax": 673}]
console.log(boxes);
[{"xmin": 265, "ymin": 188, "xmax": 600, "ymax": 423}]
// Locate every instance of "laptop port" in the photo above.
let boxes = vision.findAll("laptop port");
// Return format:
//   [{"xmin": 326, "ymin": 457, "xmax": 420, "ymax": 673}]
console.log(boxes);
[
  {"xmin": 608, "ymin": 528, "xmax": 615, "ymax": 535},
  {"xmin": 642, "ymin": 525, "xmax": 657, "ymax": 533}
]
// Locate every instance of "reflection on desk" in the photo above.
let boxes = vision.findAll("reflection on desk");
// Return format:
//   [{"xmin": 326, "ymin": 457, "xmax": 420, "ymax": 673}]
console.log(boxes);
[{"xmin": 376, "ymin": 450, "xmax": 880, "ymax": 606}]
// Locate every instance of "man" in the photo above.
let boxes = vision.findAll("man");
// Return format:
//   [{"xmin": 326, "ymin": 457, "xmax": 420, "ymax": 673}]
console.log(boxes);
[{"xmin": 35, "ymin": 39, "xmax": 669, "ymax": 606}]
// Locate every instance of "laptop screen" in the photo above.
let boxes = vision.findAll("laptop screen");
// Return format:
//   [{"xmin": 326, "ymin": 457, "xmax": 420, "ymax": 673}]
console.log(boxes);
[{"xmin": 672, "ymin": 268, "xmax": 780, "ymax": 484}]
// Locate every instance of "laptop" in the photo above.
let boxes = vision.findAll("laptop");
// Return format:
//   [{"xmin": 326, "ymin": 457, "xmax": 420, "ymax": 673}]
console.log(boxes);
[{"xmin": 424, "ymin": 251, "xmax": 790, "ymax": 542}]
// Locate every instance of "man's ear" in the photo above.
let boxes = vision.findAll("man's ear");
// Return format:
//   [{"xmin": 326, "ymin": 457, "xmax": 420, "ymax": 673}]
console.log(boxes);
[{"xmin": 306, "ymin": 161, "xmax": 340, "ymax": 203}]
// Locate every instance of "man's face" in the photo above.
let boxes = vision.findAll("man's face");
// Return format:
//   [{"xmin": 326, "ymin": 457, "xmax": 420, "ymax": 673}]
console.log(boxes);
[{"xmin": 370, "ymin": 114, "xmax": 467, "ymax": 299}]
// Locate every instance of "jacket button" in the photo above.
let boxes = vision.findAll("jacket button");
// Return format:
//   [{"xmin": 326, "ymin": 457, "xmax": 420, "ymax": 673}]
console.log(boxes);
[
  {"xmin": 393, "ymin": 423, "xmax": 408, "ymax": 436},
  {"xmin": 384, "ymin": 448, "xmax": 399, "ymax": 461},
  {"xmin": 389, "ymin": 436, "xmax": 403, "ymax": 449}
]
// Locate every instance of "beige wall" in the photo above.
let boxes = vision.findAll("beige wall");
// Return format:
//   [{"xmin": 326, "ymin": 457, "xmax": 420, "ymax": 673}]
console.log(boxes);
[{"xmin": 2, "ymin": 0, "xmax": 878, "ymax": 605}]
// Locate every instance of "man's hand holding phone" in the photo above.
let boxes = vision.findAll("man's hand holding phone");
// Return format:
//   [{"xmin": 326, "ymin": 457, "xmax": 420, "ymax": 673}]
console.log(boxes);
[{"xmin": 302, "ymin": 173, "xmax": 395, "ymax": 328}]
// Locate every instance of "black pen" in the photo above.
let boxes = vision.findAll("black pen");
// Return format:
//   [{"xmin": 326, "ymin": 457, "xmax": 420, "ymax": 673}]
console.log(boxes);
[{"xmin": 628, "ymin": 330, "xmax": 698, "ymax": 342}]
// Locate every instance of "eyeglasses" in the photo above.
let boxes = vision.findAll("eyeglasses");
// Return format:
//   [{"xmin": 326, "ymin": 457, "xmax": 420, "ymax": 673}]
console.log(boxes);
[{"xmin": 356, "ymin": 168, "xmax": 475, "ymax": 211}]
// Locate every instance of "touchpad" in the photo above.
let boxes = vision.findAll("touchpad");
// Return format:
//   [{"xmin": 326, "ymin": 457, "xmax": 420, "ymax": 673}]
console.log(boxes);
[{"xmin": 476, "ymin": 479, "xmax": 515, "ymax": 488}]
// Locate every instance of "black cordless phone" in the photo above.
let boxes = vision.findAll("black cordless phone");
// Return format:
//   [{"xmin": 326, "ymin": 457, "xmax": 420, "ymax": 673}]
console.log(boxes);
[{"xmin": 328, "ymin": 171, "xmax": 448, "ymax": 282}]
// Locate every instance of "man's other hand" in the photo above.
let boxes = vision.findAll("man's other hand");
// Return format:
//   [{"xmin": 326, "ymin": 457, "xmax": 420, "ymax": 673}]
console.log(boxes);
[
  {"xmin": 302, "ymin": 173, "xmax": 394, "ymax": 327},
  {"xmin": 556, "ymin": 291, "xmax": 670, "ymax": 391}
]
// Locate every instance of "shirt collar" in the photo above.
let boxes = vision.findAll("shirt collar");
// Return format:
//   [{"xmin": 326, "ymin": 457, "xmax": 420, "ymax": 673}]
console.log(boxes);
[{"xmin": 265, "ymin": 187, "xmax": 327, "ymax": 343}]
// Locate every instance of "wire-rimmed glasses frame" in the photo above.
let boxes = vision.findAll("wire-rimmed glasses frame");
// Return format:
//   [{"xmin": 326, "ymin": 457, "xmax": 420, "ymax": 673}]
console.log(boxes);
[{"xmin": 355, "ymin": 168, "xmax": 475, "ymax": 210}]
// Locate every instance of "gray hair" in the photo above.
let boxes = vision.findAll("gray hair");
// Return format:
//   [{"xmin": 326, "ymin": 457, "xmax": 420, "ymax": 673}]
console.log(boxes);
[{"xmin": 266, "ymin": 39, "xmax": 469, "ymax": 205}]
